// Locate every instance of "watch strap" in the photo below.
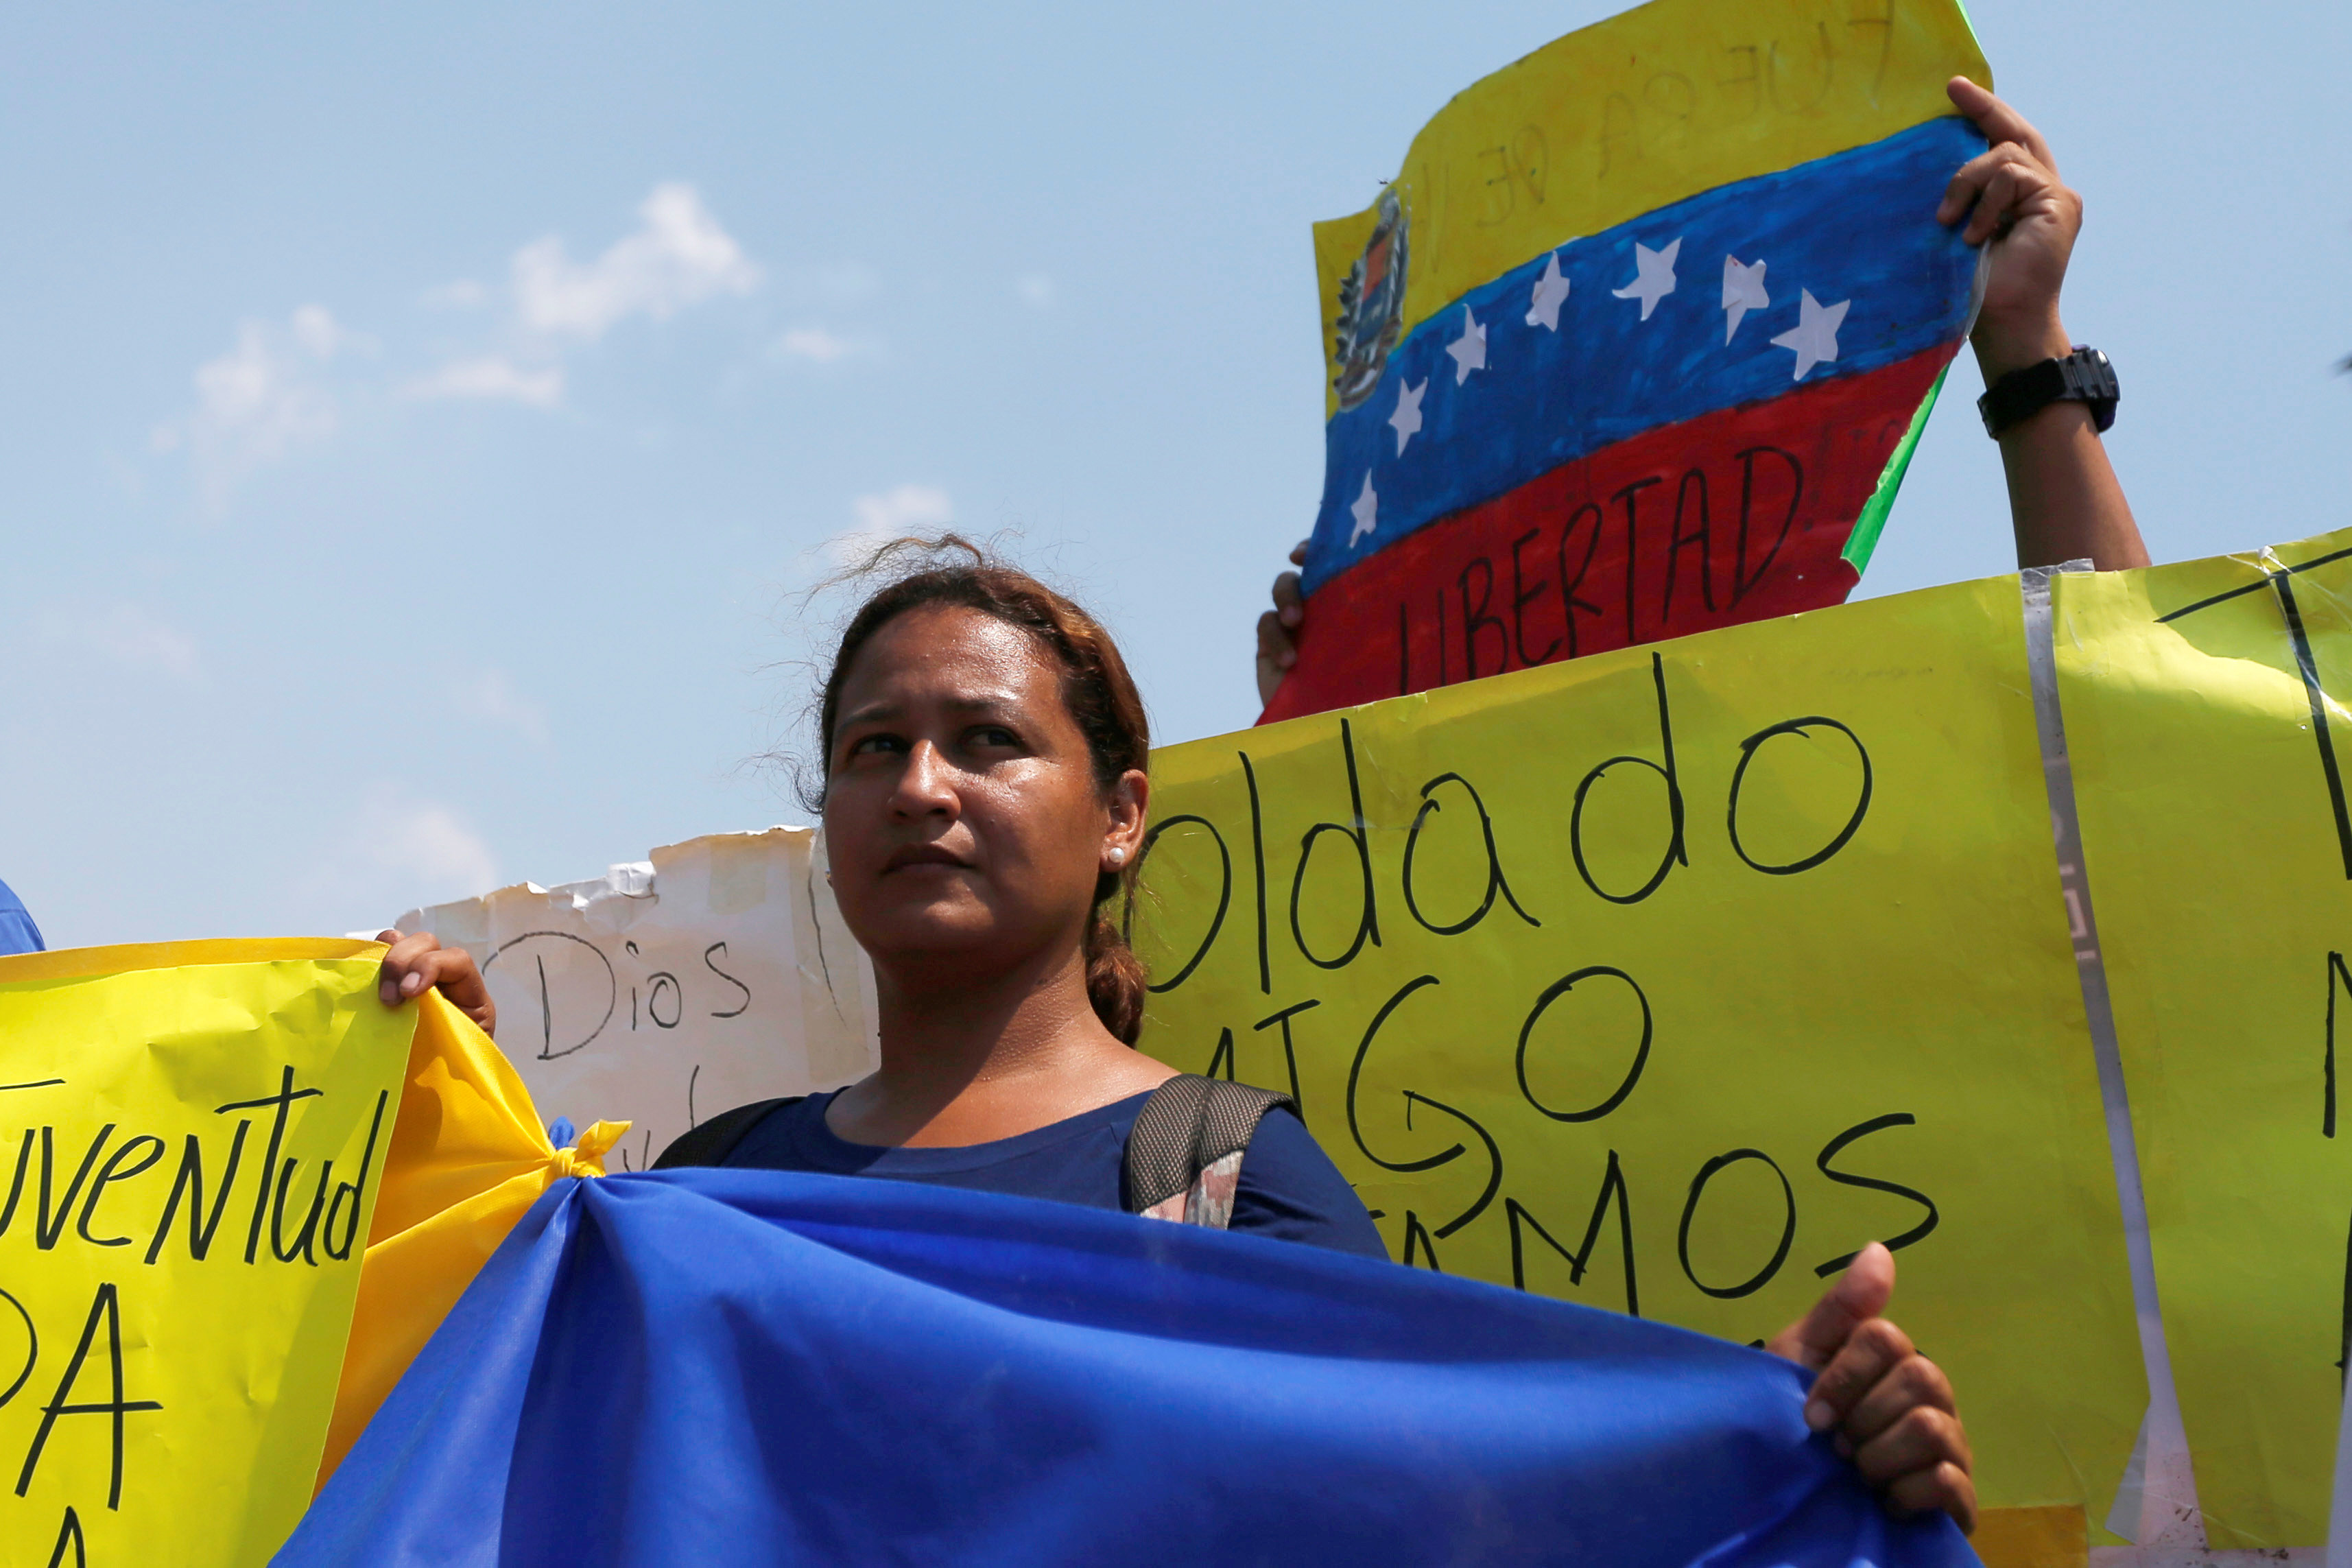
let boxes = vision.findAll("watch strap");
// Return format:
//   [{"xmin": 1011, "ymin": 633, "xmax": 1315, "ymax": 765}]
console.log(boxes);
[{"xmin": 1977, "ymin": 346, "xmax": 2118, "ymax": 438}]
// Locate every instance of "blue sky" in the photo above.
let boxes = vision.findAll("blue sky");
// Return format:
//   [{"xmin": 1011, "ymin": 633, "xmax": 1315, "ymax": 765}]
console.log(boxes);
[{"xmin": 3, "ymin": 1, "xmax": 2347, "ymax": 947}]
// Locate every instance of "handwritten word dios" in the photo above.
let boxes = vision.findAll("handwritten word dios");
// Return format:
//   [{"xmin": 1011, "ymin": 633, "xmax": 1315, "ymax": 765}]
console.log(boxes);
[{"xmin": 479, "ymin": 933, "xmax": 757, "ymax": 1063}]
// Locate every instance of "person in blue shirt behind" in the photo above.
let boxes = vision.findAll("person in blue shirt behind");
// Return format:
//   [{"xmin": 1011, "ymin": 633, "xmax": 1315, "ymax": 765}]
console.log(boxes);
[
  {"xmin": 379, "ymin": 541, "xmax": 1978, "ymax": 1530},
  {"xmin": 0, "ymin": 877, "xmax": 45, "ymax": 957}
]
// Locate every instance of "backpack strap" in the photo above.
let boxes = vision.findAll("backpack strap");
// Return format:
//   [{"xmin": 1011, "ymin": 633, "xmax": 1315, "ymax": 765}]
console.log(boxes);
[
  {"xmin": 652, "ymin": 1097, "xmax": 805, "ymax": 1170},
  {"xmin": 1123, "ymin": 1075, "xmax": 1294, "ymax": 1229}
]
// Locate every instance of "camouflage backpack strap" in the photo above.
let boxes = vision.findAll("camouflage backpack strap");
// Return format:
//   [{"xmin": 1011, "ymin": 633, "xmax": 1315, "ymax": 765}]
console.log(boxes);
[{"xmin": 1122, "ymin": 1075, "xmax": 1294, "ymax": 1229}]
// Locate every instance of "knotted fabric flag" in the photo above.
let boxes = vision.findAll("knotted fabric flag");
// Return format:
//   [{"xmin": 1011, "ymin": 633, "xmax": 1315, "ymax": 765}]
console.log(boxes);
[{"xmin": 281, "ymin": 1169, "xmax": 1978, "ymax": 1567}]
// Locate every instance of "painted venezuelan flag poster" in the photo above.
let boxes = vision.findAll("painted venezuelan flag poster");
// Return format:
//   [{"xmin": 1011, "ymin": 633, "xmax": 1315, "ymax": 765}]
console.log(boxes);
[{"xmin": 1263, "ymin": 0, "xmax": 1992, "ymax": 723}]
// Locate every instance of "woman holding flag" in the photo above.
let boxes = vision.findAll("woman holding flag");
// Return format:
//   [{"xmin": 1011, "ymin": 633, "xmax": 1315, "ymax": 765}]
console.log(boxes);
[
  {"xmin": 377, "ymin": 541, "xmax": 1978, "ymax": 1534},
  {"xmin": 337, "ymin": 56, "xmax": 2163, "ymax": 1561}
]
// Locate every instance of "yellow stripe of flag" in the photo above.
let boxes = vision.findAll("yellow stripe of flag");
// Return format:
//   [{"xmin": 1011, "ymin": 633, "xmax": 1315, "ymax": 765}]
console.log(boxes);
[{"xmin": 1312, "ymin": 0, "xmax": 1989, "ymax": 419}]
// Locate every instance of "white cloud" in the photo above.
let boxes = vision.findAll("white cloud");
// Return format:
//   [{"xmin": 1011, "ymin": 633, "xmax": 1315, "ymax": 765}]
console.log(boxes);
[
  {"xmin": 36, "ymin": 602, "xmax": 201, "ymax": 682},
  {"xmin": 151, "ymin": 184, "xmax": 755, "ymax": 472},
  {"xmin": 357, "ymin": 787, "xmax": 501, "ymax": 901},
  {"xmin": 829, "ymin": 484, "xmax": 955, "ymax": 565},
  {"xmin": 1016, "ymin": 273, "xmax": 1055, "ymax": 309},
  {"xmin": 288, "ymin": 304, "xmax": 358, "ymax": 359},
  {"xmin": 460, "ymin": 669, "xmax": 551, "ymax": 744},
  {"xmin": 775, "ymin": 326, "xmax": 859, "ymax": 364},
  {"xmin": 512, "ymin": 182, "xmax": 759, "ymax": 340},
  {"xmin": 298, "ymin": 785, "xmax": 506, "ymax": 928},
  {"xmin": 404, "ymin": 355, "xmax": 565, "ymax": 407},
  {"xmin": 154, "ymin": 306, "xmax": 357, "ymax": 507}
]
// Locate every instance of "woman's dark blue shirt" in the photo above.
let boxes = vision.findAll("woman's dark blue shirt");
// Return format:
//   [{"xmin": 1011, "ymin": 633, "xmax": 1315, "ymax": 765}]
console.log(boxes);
[{"xmin": 723, "ymin": 1089, "xmax": 1390, "ymax": 1261}]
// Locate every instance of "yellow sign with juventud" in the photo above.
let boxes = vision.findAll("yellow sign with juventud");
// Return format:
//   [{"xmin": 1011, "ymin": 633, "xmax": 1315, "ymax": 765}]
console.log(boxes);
[
  {"xmin": 0, "ymin": 940, "xmax": 412, "ymax": 1566},
  {"xmin": 2052, "ymin": 527, "xmax": 2352, "ymax": 1549},
  {"xmin": 1133, "ymin": 574, "xmax": 2143, "ymax": 1524}
]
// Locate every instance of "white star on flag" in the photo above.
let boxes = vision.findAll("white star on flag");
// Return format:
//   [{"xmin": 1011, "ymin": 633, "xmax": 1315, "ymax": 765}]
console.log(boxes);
[
  {"xmin": 1611, "ymin": 237, "xmax": 1680, "ymax": 321},
  {"xmin": 1525, "ymin": 252, "xmax": 1570, "ymax": 331},
  {"xmin": 1389, "ymin": 378, "xmax": 1426, "ymax": 456},
  {"xmin": 1349, "ymin": 472, "xmax": 1379, "ymax": 546},
  {"xmin": 1445, "ymin": 307, "xmax": 1487, "ymax": 384},
  {"xmin": 1721, "ymin": 255, "xmax": 1769, "ymax": 344},
  {"xmin": 1770, "ymin": 289, "xmax": 1850, "ymax": 379}
]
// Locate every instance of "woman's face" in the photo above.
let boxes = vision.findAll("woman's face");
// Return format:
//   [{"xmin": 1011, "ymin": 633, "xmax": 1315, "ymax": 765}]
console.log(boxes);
[{"xmin": 822, "ymin": 604, "xmax": 1147, "ymax": 980}]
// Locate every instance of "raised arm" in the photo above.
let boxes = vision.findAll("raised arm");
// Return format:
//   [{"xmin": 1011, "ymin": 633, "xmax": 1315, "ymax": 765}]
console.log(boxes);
[{"xmin": 1942, "ymin": 78, "xmax": 2148, "ymax": 572}]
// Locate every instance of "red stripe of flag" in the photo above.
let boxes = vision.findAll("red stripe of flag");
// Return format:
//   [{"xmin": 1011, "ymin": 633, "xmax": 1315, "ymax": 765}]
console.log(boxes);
[{"xmin": 1259, "ymin": 346, "xmax": 1955, "ymax": 725}]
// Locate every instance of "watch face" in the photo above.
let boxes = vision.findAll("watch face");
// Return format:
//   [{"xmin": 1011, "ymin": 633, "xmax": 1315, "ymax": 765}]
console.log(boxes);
[
  {"xmin": 1978, "ymin": 351, "xmax": 2117, "ymax": 438},
  {"xmin": 2062, "ymin": 349, "xmax": 2119, "ymax": 403}
]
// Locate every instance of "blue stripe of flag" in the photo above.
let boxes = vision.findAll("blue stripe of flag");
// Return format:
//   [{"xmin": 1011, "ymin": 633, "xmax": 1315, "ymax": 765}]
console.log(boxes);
[
  {"xmin": 281, "ymin": 1171, "xmax": 1978, "ymax": 1567},
  {"xmin": 1305, "ymin": 117, "xmax": 1985, "ymax": 595}
]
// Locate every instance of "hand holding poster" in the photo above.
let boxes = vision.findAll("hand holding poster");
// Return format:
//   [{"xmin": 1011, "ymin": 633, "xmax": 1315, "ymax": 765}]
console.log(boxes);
[{"xmin": 1268, "ymin": 0, "xmax": 1993, "ymax": 722}]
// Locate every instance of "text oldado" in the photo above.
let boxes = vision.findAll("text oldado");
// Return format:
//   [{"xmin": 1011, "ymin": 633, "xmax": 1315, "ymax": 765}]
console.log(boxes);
[{"xmin": 1133, "ymin": 657, "xmax": 1927, "ymax": 1312}]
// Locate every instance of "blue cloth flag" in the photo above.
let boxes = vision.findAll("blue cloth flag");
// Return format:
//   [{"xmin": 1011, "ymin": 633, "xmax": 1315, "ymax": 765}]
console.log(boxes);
[
  {"xmin": 0, "ymin": 877, "xmax": 43, "ymax": 957},
  {"xmin": 281, "ymin": 1171, "xmax": 1980, "ymax": 1567}
]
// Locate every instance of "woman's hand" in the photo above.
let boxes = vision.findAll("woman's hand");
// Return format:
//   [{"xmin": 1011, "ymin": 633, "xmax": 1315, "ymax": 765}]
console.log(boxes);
[
  {"xmin": 1767, "ymin": 1242, "xmax": 1974, "ymax": 1531},
  {"xmin": 375, "ymin": 928, "xmax": 497, "ymax": 1038}
]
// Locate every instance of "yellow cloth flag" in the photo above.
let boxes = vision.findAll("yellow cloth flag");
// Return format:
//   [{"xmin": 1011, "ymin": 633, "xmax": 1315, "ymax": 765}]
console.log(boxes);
[
  {"xmin": 0, "ymin": 940, "xmax": 409, "ymax": 1567},
  {"xmin": 317, "ymin": 986, "xmax": 626, "ymax": 1486}
]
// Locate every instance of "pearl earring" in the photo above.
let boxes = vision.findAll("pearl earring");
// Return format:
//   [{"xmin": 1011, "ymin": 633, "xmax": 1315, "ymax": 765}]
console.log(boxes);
[{"xmin": 1108, "ymin": 848, "xmax": 1125, "ymax": 866}]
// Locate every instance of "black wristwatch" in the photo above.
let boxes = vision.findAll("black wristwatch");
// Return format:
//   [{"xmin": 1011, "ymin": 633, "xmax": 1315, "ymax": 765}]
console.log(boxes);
[{"xmin": 1977, "ymin": 346, "xmax": 2118, "ymax": 438}]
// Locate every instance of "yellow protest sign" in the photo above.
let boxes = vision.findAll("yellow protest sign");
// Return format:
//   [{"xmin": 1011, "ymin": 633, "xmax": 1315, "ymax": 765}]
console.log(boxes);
[
  {"xmin": 2052, "ymin": 526, "xmax": 2352, "ymax": 1548},
  {"xmin": 0, "ymin": 940, "xmax": 412, "ymax": 1566},
  {"xmin": 1132, "ymin": 574, "xmax": 2143, "ymax": 1528}
]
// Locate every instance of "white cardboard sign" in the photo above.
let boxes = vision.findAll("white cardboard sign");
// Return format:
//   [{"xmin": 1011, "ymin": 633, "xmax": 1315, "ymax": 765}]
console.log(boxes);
[{"xmin": 396, "ymin": 827, "xmax": 877, "ymax": 1171}]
